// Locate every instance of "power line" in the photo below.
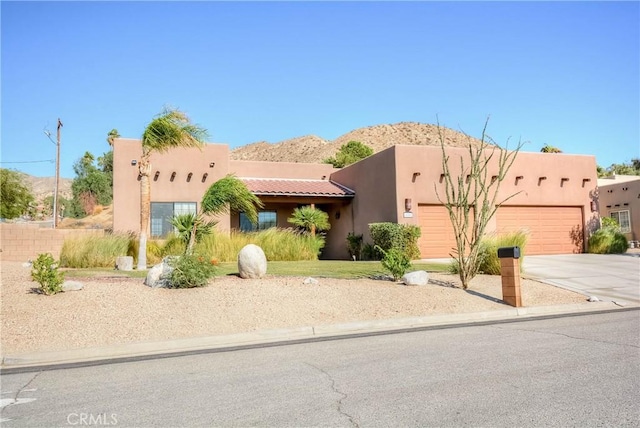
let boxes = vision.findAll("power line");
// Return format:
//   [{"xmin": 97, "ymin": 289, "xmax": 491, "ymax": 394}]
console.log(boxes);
[{"xmin": 0, "ymin": 159, "xmax": 55, "ymax": 164}]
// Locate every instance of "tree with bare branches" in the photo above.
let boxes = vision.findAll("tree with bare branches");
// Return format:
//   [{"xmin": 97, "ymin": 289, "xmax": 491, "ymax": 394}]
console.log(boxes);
[{"xmin": 436, "ymin": 120, "xmax": 523, "ymax": 289}]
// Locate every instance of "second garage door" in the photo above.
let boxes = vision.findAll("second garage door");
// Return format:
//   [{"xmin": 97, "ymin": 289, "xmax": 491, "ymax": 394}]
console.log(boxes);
[{"xmin": 496, "ymin": 206, "xmax": 583, "ymax": 255}]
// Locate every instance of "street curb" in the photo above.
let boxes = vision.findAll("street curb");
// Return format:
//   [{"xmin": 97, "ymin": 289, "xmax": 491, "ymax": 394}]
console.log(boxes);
[{"xmin": 2, "ymin": 302, "xmax": 638, "ymax": 372}]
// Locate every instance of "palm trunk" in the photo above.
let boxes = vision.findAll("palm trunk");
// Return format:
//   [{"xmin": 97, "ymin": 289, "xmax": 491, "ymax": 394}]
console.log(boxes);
[
  {"xmin": 138, "ymin": 159, "xmax": 151, "ymax": 270},
  {"xmin": 187, "ymin": 222, "xmax": 197, "ymax": 255}
]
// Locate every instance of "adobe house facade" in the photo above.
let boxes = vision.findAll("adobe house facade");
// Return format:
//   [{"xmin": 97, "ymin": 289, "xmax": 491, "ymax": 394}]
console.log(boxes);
[
  {"xmin": 112, "ymin": 139, "xmax": 599, "ymax": 259},
  {"xmin": 597, "ymin": 174, "xmax": 640, "ymax": 243}
]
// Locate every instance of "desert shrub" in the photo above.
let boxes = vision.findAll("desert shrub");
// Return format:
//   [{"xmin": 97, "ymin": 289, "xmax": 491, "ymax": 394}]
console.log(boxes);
[
  {"xmin": 31, "ymin": 253, "xmax": 65, "ymax": 295},
  {"xmin": 369, "ymin": 223, "xmax": 421, "ymax": 259},
  {"xmin": 168, "ymin": 254, "xmax": 217, "ymax": 288},
  {"xmin": 346, "ymin": 233, "xmax": 363, "ymax": 260},
  {"xmin": 588, "ymin": 228, "xmax": 628, "ymax": 254},
  {"xmin": 376, "ymin": 246, "xmax": 411, "ymax": 280},
  {"xmin": 478, "ymin": 231, "xmax": 528, "ymax": 275},
  {"xmin": 60, "ymin": 233, "xmax": 130, "ymax": 268},
  {"xmin": 601, "ymin": 216, "xmax": 621, "ymax": 232}
]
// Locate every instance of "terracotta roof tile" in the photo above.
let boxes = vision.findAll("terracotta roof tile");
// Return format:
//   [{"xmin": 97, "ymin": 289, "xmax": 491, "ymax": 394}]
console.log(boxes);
[{"xmin": 241, "ymin": 178, "xmax": 355, "ymax": 198}]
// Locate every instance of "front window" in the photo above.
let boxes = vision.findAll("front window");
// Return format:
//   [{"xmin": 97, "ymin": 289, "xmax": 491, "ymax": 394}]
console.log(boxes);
[
  {"xmin": 239, "ymin": 211, "xmax": 277, "ymax": 232},
  {"xmin": 151, "ymin": 202, "xmax": 197, "ymax": 237},
  {"xmin": 610, "ymin": 210, "xmax": 631, "ymax": 233}
]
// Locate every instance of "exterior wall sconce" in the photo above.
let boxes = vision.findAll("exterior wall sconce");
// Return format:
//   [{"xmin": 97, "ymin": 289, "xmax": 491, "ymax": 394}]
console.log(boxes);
[
  {"xmin": 561, "ymin": 177, "xmax": 570, "ymax": 187},
  {"xmin": 405, "ymin": 198, "xmax": 412, "ymax": 212},
  {"xmin": 538, "ymin": 176, "xmax": 547, "ymax": 186},
  {"xmin": 187, "ymin": 173, "xmax": 193, "ymax": 182},
  {"xmin": 209, "ymin": 162, "xmax": 215, "ymax": 168},
  {"xmin": 515, "ymin": 176, "xmax": 523, "ymax": 185},
  {"xmin": 412, "ymin": 172, "xmax": 421, "ymax": 182},
  {"xmin": 590, "ymin": 201, "xmax": 597, "ymax": 212},
  {"xmin": 131, "ymin": 160, "xmax": 137, "ymax": 166},
  {"xmin": 466, "ymin": 175, "xmax": 471, "ymax": 183},
  {"xmin": 202, "ymin": 173, "xmax": 208, "ymax": 183},
  {"xmin": 439, "ymin": 173, "xmax": 445, "ymax": 183},
  {"xmin": 153, "ymin": 171, "xmax": 160, "ymax": 181},
  {"xmin": 335, "ymin": 211, "xmax": 340, "ymax": 220},
  {"xmin": 170, "ymin": 172, "xmax": 176, "ymax": 182}
]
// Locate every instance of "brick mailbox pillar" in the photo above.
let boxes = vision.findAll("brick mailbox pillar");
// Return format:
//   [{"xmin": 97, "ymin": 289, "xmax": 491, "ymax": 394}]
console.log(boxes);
[{"xmin": 497, "ymin": 246, "xmax": 522, "ymax": 307}]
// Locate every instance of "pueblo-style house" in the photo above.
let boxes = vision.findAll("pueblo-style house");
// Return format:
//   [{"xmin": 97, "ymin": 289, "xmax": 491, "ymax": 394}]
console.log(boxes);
[{"xmin": 112, "ymin": 138, "xmax": 599, "ymax": 259}]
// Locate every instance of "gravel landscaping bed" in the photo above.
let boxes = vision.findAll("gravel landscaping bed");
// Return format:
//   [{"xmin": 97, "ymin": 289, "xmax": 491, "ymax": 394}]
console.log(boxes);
[{"xmin": 1, "ymin": 261, "xmax": 587, "ymax": 355}]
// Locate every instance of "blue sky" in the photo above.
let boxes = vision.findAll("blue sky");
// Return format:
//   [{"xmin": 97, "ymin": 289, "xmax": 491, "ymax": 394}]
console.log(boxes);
[{"xmin": 2, "ymin": 1, "xmax": 638, "ymax": 179}]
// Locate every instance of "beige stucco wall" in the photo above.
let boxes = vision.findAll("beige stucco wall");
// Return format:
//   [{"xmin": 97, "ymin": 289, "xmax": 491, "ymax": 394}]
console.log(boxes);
[
  {"xmin": 329, "ymin": 148, "xmax": 398, "ymax": 248},
  {"xmin": 229, "ymin": 160, "xmax": 337, "ymax": 179},
  {"xmin": 333, "ymin": 145, "xmax": 598, "ymax": 253},
  {"xmin": 598, "ymin": 176, "xmax": 640, "ymax": 241},
  {"xmin": 113, "ymin": 138, "xmax": 233, "ymax": 233}
]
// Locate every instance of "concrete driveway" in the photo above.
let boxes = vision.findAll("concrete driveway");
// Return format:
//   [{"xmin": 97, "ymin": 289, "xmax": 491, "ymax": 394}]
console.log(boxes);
[{"xmin": 522, "ymin": 253, "xmax": 640, "ymax": 304}]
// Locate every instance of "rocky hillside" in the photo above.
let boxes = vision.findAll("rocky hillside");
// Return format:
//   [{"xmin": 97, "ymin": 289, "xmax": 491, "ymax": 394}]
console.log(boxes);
[
  {"xmin": 21, "ymin": 173, "xmax": 73, "ymax": 202},
  {"xmin": 230, "ymin": 122, "xmax": 485, "ymax": 163}
]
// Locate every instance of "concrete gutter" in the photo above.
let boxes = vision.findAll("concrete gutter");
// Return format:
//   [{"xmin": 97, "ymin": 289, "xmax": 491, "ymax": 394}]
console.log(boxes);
[{"xmin": 2, "ymin": 301, "xmax": 637, "ymax": 373}]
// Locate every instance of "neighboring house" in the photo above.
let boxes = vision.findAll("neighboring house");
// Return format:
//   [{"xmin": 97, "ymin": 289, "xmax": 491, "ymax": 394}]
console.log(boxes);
[
  {"xmin": 597, "ymin": 174, "xmax": 640, "ymax": 242},
  {"xmin": 112, "ymin": 139, "xmax": 599, "ymax": 259}
]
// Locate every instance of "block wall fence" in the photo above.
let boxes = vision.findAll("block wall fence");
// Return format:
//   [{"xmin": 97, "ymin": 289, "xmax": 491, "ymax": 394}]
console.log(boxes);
[{"xmin": 0, "ymin": 224, "xmax": 104, "ymax": 262}]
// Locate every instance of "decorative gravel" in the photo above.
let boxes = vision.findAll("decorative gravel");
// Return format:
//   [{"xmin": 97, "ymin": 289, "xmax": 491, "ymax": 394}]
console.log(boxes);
[{"xmin": 0, "ymin": 261, "xmax": 586, "ymax": 355}]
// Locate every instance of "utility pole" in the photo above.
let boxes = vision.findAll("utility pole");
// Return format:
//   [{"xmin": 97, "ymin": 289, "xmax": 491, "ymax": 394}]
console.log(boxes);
[{"xmin": 53, "ymin": 118, "xmax": 62, "ymax": 228}]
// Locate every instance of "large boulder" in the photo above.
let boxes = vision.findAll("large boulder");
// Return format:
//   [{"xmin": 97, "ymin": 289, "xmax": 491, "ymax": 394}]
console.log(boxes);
[
  {"xmin": 402, "ymin": 270, "xmax": 429, "ymax": 286},
  {"xmin": 144, "ymin": 257, "xmax": 176, "ymax": 288},
  {"xmin": 238, "ymin": 244, "xmax": 267, "ymax": 279}
]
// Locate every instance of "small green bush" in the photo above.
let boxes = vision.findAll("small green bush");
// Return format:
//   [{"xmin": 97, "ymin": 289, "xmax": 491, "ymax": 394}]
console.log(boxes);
[
  {"xmin": 601, "ymin": 216, "xmax": 621, "ymax": 232},
  {"xmin": 369, "ymin": 222, "xmax": 421, "ymax": 260},
  {"xmin": 31, "ymin": 253, "xmax": 65, "ymax": 295},
  {"xmin": 168, "ymin": 254, "xmax": 217, "ymax": 288},
  {"xmin": 588, "ymin": 228, "xmax": 628, "ymax": 254},
  {"xmin": 377, "ymin": 246, "xmax": 411, "ymax": 280}
]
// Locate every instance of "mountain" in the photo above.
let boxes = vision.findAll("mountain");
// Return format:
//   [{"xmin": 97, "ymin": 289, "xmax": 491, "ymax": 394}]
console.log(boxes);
[
  {"xmin": 230, "ymin": 122, "xmax": 484, "ymax": 163},
  {"xmin": 20, "ymin": 173, "xmax": 73, "ymax": 202}
]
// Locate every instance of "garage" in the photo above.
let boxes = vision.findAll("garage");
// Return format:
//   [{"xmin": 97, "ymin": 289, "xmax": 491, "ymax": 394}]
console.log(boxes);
[
  {"xmin": 417, "ymin": 205, "xmax": 470, "ymax": 258},
  {"xmin": 496, "ymin": 206, "xmax": 583, "ymax": 255},
  {"xmin": 418, "ymin": 204, "xmax": 584, "ymax": 258}
]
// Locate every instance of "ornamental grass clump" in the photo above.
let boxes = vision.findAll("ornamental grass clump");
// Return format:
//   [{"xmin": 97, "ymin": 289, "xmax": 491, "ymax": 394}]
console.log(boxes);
[{"xmin": 31, "ymin": 253, "xmax": 65, "ymax": 295}]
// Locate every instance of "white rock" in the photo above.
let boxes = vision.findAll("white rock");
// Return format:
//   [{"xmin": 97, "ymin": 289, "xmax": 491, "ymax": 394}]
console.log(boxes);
[
  {"xmin": 402, "ymin": 270, "xmax": 429, "ymax": 286},
  {"xmin": 62, "ymin": 280, "xmax": 84, "ymax": 292},
  {"xmin": 144, "ymin": 258, "xmax": 174, "ymax": 288},
  {"xmin": 303, "ymin": 277, "xmax": 319, "ymax": 285},
  {"xmin": 115, "ymin": 256, "xmax": 133, "ymax": 271},
  {"xmin": 238, "ymin": 244, "xmax": 267, "ymax": 279},
  {"xmin": 587, "ymin": 296, "xmax": 600, "ymax": 302}
]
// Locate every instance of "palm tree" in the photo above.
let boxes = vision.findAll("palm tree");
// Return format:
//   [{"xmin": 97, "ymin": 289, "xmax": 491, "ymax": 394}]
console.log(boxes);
[
  {"xmin": 288, "ymin": 205, "xmax": 331, "ymax": 237},
  {"xmin": 137, "ymin": 108, "xmax": 208, "ymax": 269},
  {"xmin": 184, "ymin": 175, "xmax": 263, "ymax": 254},
  {"xmin": 106, "ymin": 129, "xmax": 120, "ymax": 146}
]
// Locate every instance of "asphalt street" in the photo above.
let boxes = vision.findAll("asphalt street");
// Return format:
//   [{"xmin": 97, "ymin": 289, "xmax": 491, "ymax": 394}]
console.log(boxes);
[{"xmin": 1, "ymin": 309, "xmax": 638, "ymax": 427}]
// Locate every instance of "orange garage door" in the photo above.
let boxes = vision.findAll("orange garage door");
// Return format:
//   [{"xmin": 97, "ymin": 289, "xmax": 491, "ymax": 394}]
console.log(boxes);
[
  {"xmin": 496, "ymin": 206, "xmax": 583, "ymax": 255},
  {"xmin": 417, "ymin": 205, "xmax": 463, "ymax": 258}
]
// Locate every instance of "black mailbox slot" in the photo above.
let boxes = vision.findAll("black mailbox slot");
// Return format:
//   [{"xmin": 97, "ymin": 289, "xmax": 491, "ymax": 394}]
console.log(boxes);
[{"xmin": 497, "ymin": 246, "xmax": 520, "ymax": 259}]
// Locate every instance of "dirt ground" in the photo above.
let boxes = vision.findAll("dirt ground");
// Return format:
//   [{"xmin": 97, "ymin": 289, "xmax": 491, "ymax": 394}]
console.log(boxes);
[{"xmin": 0, "ymin": 261, "xmax": 587, "ymax": 355}]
